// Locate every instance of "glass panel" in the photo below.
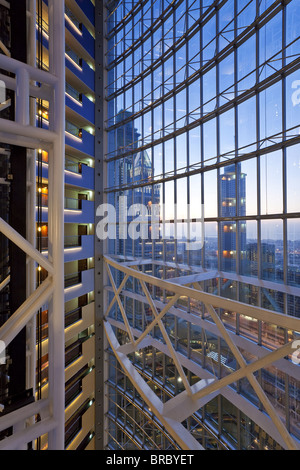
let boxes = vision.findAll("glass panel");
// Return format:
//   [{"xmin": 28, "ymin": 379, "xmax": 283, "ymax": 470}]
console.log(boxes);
[
  {"xmin": 260, "ymin": 151, "xmax": 283, "ymax": 215},
  {"xmin": 259, "ymin": 81, "xmax": 282, "ymax": 145},
  {"xmin": 286, "ymin": 144, "xmax": 300, "ymax": 213},
  {"xmin": 204, "ymin": 170, "xmax": 217, "ymax": 217},
  {"xmin": 204, "ymin": 222, "xmax": 218, "ymax": 270},
  {"xmin": 287, "ymin": 219, "xmax": 300, "ymax": 287},
  {"xmin": 240, "ymin": 158, "xmax": 257, "ymax": 216},
  {"xmin": 261, "ymin": 220, "xmax": 283, "ymax": 283},
  {"xmin": 238, "ymin": 96, "xmax": 256, "ymax": 152},
  {"xmin": 240, "ymin": 220, "xmax": 258, "ymax": 277}
]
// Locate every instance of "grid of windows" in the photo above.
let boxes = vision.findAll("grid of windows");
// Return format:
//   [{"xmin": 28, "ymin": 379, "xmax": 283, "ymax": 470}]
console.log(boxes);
[{"xmin": 103, "ymin": 0, "xmax": 300, "ymax": 450}]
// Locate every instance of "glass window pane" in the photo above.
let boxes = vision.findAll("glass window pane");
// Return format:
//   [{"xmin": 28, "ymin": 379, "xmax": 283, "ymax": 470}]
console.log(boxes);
[
  {"xmin": 240, "ymin": 220, "xmax": 258, "ymax": 277},
  {"xmin": 259, "ymin": 81, "xmax": 282, "ymax": 145},
  {"xmin": 287, "ymin": 219, "xmax": 300, "ymax": 287},
  {"xmin": 261, "ymin": 220, "xmax": 283, "ymax": 283},
  {"xmin": 260, "ymin": 151, "xmax": 283, "ymax": 215},
  {"xmin": 286, "ymin": 144, "xmax": 300, "ymax": 213},
  {"xmin": 238, "ymin": 96, "xmax": 257, "ymax": 152},
  {"xmin": 204, "ymin": 170, "xmax": 217, "ymax": 217}
]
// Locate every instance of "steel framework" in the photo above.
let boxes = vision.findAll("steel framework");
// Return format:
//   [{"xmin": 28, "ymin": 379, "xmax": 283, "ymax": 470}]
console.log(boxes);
[
  {"xmin": 0, "ymin": 0, "xmax": 65, "ymax": 450},
  {"xmin": 103, "ymin": 254, "xmax": 300, "ymax": 451}
]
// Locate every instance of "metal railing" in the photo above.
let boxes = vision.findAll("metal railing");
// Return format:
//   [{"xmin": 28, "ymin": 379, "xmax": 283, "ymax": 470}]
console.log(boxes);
[{"xmin": 39, "ymin": 235, "xmax": 82, "ymax": 251}]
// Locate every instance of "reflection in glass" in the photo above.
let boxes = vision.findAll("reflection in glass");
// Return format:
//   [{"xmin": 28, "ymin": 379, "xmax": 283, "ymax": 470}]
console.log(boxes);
[
  {"xmin": 260, "ymin": 151, "xmax": 283, "ymax": 215},
  {"xmin": 261, "ymin": 220, "xmax": 283, "ymax": 283}
]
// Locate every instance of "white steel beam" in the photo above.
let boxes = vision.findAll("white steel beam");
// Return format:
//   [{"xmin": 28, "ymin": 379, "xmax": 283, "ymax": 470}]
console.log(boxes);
[
  {"xmin": 104, "ymin": 272, "xmax": 129, "ymax": 319},
  {"xmin": 137, "ymin": 274, "xmax": 192, "ymax": 396},
  {"xmin": 105, "ymin": 321, "xmax": 204, "ymax": 451},
  {"xmin": 0, "ymin": 217, "xmax": 54, "ymax": 274},
  {"xmin": 109, "ymin": 315, "xmax": 300, "ymax": 450},
  {"xmin": 105, "ymin": 284, "xmax": 300, "ymax": 380},
  {"xmin": 192, "ymin": 283, "xmax": 299, "ymax": 451},
  {"xmin": 0, "ymin": 399, "xmax": 49, "ymax": 433},
  {"xmin": 104, "ymin": 256, "xmax": 300, "ymax": 332},
  {"xmin": 0, "ymin": 418, "xmax": 57, "ymax": 451},
  {"xmin": 0, "ymin": 275, "xmax": 10, "ymax": 292},
  {"xmin": 46, "ymin": 0, "xmax": 66, "ymax": 451},
  {"xmin": 0, "ymin": 277, "xmax": 53, "ymax": 347},
  {"xmin": 106, "ymin": 263, "xmax": 135, "ymax": 343}
]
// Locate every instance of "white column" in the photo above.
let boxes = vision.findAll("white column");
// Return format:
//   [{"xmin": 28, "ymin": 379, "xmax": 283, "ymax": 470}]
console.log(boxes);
[
  {"xmin": 47, "ymin": 0, "xmax": 65, "ymax": 451},
  {"xmin": 26, "ymin": 0, "xmax": 37, "ymax": 398}
]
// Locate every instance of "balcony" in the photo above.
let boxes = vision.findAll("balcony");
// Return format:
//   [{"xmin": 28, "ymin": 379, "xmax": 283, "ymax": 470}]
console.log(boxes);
[
  {"xmin": 36, "ymin": 198, "xmax": 95, "ymax": 224},
  {"xmin": 65, "ymin": 302, "xmax": 94, "ymax": 345},
  {"xmin": 65, "ymin": 306, "xmax": 82, "ymax": 329},
  {"xmin": 35, "ymin": 10, "xmax": 95, "ymax": 89},
  {"xmin": 64, "ymin": 268, "xmax": 94, "ymax": 302},
  {"xmin": 65, "ymin": 161, "xmax": 94, "ymax": 190},
  {"xmin": 34, "ymin": 303, "xmax": 94, "ymax": 345},
  {"xmin": 65, "ymin": 19, "xmax": 94, "ymax": 59},
  {"xmin": 65, "ymin": 271, "xmax": 82, "ymax": 288},
  {"xmin": 40, "ymin": 234, "xmax": 94, "ymax": 263},
  {"xmin": 74, "ymin": 0, "xmax": 95, "ymax": 25},
  {"xmin": 39, "ymin": 234, "xmax": 80, "ymax": 251},
  {"xmin": 65, "ymin": 127, "xmax": 95, "ymax": 159},
  {"xmin": 65, "ymin": 54, "xmax": 94, "ymax": 92},
  {"xmin": 65, "ymin": 92, "xmax": 95, "ymax": 126},
  {"xmin": 37, "ymin": 160, "xmax": 94, "ymax": 191},
  {"xmin": 64, "ymin": 234, "xmax": 94, "ymax": 262},
  {"xmin": 64, "ymin": 198, "xmax": 95, "ymax": 224},
  {"xmin": 34, "ymin": 115, "xmax": 95, "ymax": 159}
]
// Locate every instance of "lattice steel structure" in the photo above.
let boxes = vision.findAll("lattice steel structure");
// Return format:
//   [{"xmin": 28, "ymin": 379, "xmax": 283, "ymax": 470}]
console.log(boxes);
[
  {"xmin": 101, "ymin": 0, "xmax": 300, "ymax": 451},
  {"xmin": 0, "ymin": 0, "xmax": 65, "ymax": 449}
]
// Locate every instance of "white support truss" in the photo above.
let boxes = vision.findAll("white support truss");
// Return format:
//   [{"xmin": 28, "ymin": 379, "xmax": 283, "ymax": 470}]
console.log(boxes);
[
  {"xmin": 103, "ymin": 255, "xmax": 300, "ymax": 451},
  {"xmin": 0, "ymin": 0, "xmax": 65, "ymax": 450}
]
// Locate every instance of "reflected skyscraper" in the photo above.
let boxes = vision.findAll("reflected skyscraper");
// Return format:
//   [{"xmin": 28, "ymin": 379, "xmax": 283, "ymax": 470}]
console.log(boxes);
[
  {"xmin": 114, "ymin": 110, "xmax": 161, "ymax": 259},
  {"xmin": 220, "ymin": 163, "xmax": 246, "ymax": 272}
]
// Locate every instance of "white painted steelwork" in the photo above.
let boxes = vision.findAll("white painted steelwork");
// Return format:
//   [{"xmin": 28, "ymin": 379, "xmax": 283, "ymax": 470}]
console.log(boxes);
[
  {"xmin": 103, "ymin": 255, "xmax": 300, "ymax": 451},
  {"xmin": 0, "ymin": 0, "xmax": 65, "ymax": 450}
]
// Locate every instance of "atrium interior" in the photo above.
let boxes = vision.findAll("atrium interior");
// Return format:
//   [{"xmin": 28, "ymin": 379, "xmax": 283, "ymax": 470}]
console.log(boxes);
[{"xmin": 0, "ymin": 0, "xmax": 299, "ymax": 451}]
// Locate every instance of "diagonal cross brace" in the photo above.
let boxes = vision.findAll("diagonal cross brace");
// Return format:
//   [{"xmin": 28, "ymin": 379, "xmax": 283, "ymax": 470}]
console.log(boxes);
[{"xmin": 192, "ymin": 282, "xmax": 299, "ymax": 451}]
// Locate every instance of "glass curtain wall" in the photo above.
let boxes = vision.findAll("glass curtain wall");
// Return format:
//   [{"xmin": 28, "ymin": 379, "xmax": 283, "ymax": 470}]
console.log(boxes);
[{"xmin": 103, "ymin": 0, "xmax": 300, "ymax": 450}]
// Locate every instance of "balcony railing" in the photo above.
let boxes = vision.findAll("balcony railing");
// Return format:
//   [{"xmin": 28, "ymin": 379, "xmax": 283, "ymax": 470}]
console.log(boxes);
[
  {"xmin": 66, "ymin": 83, "xmax": 82, "ymax": 103},
  {"xmin": 39, "ymin": 235, "xmax": 82, "ymax": 251},
  {"xmin": 64, "ymin": 272, "xmax": 81, "ymax": 288},
  {"xmin": 65, "ymin": 306, "xmax": 82, "ymax": 328},
  {"xmin": 37, "ymin": 194, "xmax": 84, "ymax": 211},
  {"xmin": 66, "ymin": 121, "xmax": 82, "ymax": 138},
  {"xmin": 65, "ymin": 158, "xmax": 83, "ymax": 174},
  {"xmin": 65, "ymin": 197, "xmax": 82, "ymax": 211},
  {"xmin": 34, "ymin": 305, "xmax": 85, "ymax": 343}
]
